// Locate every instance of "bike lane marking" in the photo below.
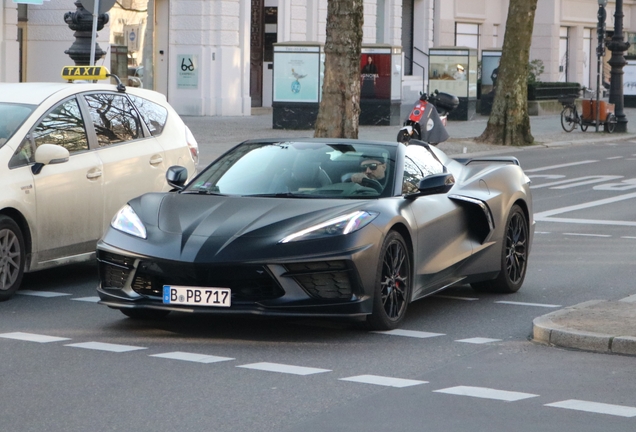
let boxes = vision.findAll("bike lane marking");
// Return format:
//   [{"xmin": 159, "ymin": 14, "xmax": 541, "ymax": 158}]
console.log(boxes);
[
  {"xmin": 524, "ymin": 160, "xmax": 598, "ymax": 173},
  {"xmin": 534, "ymin": 191, "xmax": 636, "ymax": 227}
]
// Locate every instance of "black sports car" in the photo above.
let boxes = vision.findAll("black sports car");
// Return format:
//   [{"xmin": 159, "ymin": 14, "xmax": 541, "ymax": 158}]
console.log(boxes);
[{"xmin": 96, "ymin": 138, "xmax": 534, "ymax": 330}]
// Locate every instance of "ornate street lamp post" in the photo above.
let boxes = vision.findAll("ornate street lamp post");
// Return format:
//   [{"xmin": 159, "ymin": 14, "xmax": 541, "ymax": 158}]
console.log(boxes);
[
  {"xmin": 63, "ymin": 1, "xmax": 109, "ymax": 66},
  {"xmin": 607, "ymin": 0, "xmax": 630, "ymax": 132}
]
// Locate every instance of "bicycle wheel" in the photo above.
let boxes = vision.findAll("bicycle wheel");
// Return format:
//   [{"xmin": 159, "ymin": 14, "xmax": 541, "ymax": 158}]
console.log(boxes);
[
  {"xmin": 560, "ymin": 106, "xmax": 576, "ymax": 132},
  {"xmin": 606, "ymin": 113, "xmax": 617, "ymax": 133}
]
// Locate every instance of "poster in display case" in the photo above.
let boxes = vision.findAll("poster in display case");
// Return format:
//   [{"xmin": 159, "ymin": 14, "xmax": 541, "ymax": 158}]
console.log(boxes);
[
  {"xmin": 481, "ymin": 50, "xmax": 502, "ymax": 95},
  {"xmin": 272, "ymin": 43, "xmax": 323, "ymax": 129},
  {"xmin": 273, "ymin": 45, "xmax": 322, "ymax": 103},
  {"xmin": 359, "ymin": 45, "xmax": 402, "ymax": 125},
  {"xmin": 429, "ymin": 47, "xmax": 477, "ymax": 120}
]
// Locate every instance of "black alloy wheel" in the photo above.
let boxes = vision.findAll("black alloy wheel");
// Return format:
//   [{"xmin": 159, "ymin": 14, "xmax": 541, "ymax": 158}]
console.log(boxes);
[
  {"xmin": 471, "ymin": 204, "xmax": 528, "ymax": 294},
  {"xmin": 0, "ymin": 216, "xmax": 25, "ymax": 301},
  {"xmin": 367, "ymin": 231, "xmax": 411, "ymax": 330},
  {"xmin": 560, "ymin": 106, "xmax": 576, "ymax": 132}
]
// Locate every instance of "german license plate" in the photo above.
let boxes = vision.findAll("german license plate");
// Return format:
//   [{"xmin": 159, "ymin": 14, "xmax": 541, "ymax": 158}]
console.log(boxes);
[{"xmin": 163, "ymin": 286, "xmax": 231, "ymax": 307}]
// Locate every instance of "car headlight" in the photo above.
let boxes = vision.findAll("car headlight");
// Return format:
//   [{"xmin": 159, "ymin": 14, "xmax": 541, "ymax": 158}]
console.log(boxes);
[
  {"xmin": 111, "ymin": 205, "xmax": 147, "ymax": 239},
  {"xmin": 280, "ymin": 211, "xmax": 378, "ymax": 243}
]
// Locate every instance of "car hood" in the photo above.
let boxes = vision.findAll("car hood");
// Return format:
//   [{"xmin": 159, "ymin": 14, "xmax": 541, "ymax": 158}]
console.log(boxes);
[{"xmin": 128, "ymin": 193, "xmax": 372, "ymax": 261}]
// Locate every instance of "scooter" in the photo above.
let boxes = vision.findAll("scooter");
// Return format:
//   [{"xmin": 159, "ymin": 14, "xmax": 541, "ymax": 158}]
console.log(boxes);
[{"xmin": 397, "ymin": 90, "xmax": 459, "ymax": 145}]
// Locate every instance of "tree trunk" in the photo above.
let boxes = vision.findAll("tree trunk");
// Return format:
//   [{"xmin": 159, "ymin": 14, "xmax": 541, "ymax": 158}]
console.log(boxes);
[
  {"xmin": 477, "ymin": 0, "xmax": 538, "ymax": 146},
  {"xmin": 314, "ymin": 0, "xmax": 364, "ymax": 138}
]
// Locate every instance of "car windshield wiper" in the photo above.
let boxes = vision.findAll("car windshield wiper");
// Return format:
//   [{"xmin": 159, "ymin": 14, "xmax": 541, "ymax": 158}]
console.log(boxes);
[
  {"xmin": 242, "ymin": 192, "xmax": 311, "ymax": 198},
  {"xmin": 181, "ymin": 189, "xmax": 225, "ymax": 196}
]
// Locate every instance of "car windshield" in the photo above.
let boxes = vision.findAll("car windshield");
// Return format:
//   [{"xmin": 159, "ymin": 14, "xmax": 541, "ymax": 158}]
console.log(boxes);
[
  {"xmin": 185, "ymin": 141, "xmax": 396, "ymax": 198},
  {"xmin": 0, "ymin": 103, "xmax": 35, "ymax": 148}
]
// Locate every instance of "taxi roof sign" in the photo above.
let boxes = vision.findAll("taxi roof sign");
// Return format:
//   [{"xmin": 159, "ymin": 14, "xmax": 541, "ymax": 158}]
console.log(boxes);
[{"xmin": 61, "ymin": 66, "xmax": 110, "ymax": 81}]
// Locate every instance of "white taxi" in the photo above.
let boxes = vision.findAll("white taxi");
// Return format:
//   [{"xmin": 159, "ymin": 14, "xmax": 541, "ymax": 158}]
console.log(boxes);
[{"xmin": 0, "ymin": 66, "xmax": 199, "ymax": 300}]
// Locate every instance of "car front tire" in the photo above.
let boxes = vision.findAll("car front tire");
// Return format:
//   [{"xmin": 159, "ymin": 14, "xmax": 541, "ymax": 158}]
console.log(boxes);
[
  {"xmin": 472, "ymin": 204, "xmax": 528, "ymax": 294},
  {"xmin": 366, "ymin": 231, "xmax": 411, "ymax": 330},
  {"xmin": 0, "ymin": 216, "xmax": 25, "ymax": 302}
]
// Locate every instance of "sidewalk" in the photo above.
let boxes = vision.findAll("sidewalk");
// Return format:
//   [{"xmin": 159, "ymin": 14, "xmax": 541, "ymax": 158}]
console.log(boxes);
[
  {"xmin": 184, "ymin": 107, "xmax": 636, "ymax": 166},
  {"xmin": 182, "ymin": 107, "xmax": 636, "ymax": 357}
]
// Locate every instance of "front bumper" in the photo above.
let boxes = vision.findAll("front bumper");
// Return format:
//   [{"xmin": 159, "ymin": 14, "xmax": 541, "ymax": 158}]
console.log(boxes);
[{"xmin": 96, "ymin": 242, "xmax": 375, "ymax": 318}]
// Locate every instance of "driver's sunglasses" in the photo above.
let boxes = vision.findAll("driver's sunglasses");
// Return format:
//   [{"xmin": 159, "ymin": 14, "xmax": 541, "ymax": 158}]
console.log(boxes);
[{"xmin": 360, "ymin": 163, "xmax": 383, "ymax": 171}]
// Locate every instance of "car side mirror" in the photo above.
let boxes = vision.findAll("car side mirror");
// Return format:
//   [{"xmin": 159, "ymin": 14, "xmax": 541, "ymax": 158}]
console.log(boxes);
[
  {"xmin": 32, "ymin": 144, "xmax": 70, "ymax": 175},
  {"xmin": 166, "ymin": 165, "xmax": 188, "ymax": 190},
  {"xmin": 406, "ymin": 173, "xmax": 455, "ymax": 198}
]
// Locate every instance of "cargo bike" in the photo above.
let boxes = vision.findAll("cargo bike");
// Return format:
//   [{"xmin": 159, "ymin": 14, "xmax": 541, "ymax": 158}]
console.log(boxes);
[{"xmin": 559, "ymin": 95, "xmax": 617, "ymax": 133}]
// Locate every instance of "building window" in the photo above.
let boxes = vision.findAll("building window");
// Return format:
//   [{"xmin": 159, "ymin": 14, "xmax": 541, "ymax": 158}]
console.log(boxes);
[
  {"xmin": 455, "ymin": 23, "xmax": 480, "ymax": 50},
  {"xmin": 559, "ymin": 27, "xmax": 569, "ymax": 82}
]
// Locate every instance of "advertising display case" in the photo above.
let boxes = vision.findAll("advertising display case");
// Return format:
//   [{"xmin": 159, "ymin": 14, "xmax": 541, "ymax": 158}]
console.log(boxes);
[
  {"xmin": 272, "ymin": 42, "xmax": 324, "ymax": 129},
  {"xmin": 359, "ymin": 44, "xmax": 403, "ymax": 125},
  {"xmin": 479, "ymin": 49, "xmax": 502, "ymax": 115},
  {"xmin": 429, "ymin": 47, "xmax": 477, "ymax": 120}
]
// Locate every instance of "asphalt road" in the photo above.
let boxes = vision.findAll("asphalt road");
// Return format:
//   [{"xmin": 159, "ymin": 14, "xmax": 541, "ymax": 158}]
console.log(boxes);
[{"xmin": 1, "ymin": 140, "xmax": 636, "ymax": 432}]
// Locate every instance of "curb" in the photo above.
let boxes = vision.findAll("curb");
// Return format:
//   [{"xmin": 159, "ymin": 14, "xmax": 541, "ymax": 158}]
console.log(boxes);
[{"xmin": 532, "ymin": 300, "xmax": 636, "ymax": 356}]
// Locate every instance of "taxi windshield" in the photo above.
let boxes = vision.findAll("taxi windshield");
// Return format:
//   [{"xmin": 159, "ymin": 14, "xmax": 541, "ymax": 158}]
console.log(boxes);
[{"xmin": 0, "ymin": 103, "xmax": 35, "ymax": 147}]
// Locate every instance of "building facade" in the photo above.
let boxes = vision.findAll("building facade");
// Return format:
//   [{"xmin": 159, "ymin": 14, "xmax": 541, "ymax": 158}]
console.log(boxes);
[{"xmin": 0, "ymin": 0, "xmax": 634, "ymax": 116}]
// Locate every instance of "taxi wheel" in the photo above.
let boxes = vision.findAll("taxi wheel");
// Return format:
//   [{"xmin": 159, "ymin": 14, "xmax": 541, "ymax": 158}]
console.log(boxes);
[
  {"xmin": 0, "ymin": 216, "xmax": 25, "ymax": 302},
  {"xmin": 120, "ymin": 308, "xmax": 171, "ymax": 320}
]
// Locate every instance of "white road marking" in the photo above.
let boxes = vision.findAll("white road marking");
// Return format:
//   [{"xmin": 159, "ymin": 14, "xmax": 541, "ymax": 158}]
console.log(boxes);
[
  {"xmin": 563, "ymin": 233, "xmax": 611, "ymax": 238},
  {"xmin": 606, "ymin": 156, "xmax": 624, "ymax": 160},
  {"xmin": 534, "ymin": 231, "xmax": 552, "ymax": 234},
  {"xmin": 534, "ymin": 191, "xmax": 636, "ymax": 227},
  {"xmin": 150, "ymin": 352, "xmax": 234, "ymax": 363},
  {"xmin": 495, "ymin": 301, "xmax": 561, "ymax": 308},
  {"xmin": 339, "ymin": 375, "xmax": 427, "ymax": 388},
  {"xmin": 537, "ymin": 217, "xmax": 636, "ymax": 227},
  {"xmin": 545, "ymin": 399, "xmax": 636, "ymax": 417},
  {"xmin": 434, "ymin": 385, "xmax": 538, "ymax": 401},
  {"xmin": 236, "ymin": 362, "xmax": 331, "ymax": 376},
  {"xmin": 71, "ymin": 296, "xmax": 101, "ymax": 302},
  {"xmin": 531, "ymin": 175, "xmax": 622, "ymax": 189},
  {"xmin": 17, "ymin": 290, "xmax": 71, "ymax": 298},
  {"xmin": 433, "ymin": 295, "xmax": 479, "ymax": 301},
  {"xmin": 455, "ymin": 337, "xmax": 502, "ymax": 344},
  {"xmin": 621, "ymin": 236, "xmax": 636, "ymax": 239},
  {"xmin": 371, "ymin": 329, "xmax": 446, "ymax": 338},
  {"xmin": 524, "ymin": 160, "xmax": 598, "ymax": 173},
  {"xmin": 0, "ymin": 332, "xmax": 71, "ymax": 343},
  {"xmin": 65, "ymin": 342, "xmax": 147, "ymax": 353}
]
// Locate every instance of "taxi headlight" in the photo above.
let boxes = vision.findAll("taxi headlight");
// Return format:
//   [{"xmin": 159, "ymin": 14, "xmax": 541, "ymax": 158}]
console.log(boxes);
[
  {"xmin": 111, "ymin": 205, "xmax": 147, "ymax": 239},
  {"xmin": 280, "ymin": 211, "xmax": 378, "ymax": 243}
]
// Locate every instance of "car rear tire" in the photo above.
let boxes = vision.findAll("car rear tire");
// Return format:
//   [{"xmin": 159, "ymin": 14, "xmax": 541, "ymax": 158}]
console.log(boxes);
[
  {"xmin": 366, "ymin": 231, "xmax": 411, "ymax": 330},
  {"xmin": 0, "ymin": 216, "xmax": 25, "ymax": 302},
  {"xmin": 120, "ymin": 309, "xmax": 171, "ymax": 320},
  {"xmin": 471, "ymin": 204, "xmax": 528, "ymax": 294}
]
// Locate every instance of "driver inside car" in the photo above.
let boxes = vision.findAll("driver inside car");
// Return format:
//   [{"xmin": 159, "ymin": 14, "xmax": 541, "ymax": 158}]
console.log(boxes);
[{"xmin": 351, "ymin": 155, "xmax": 387, "ymax": 191}]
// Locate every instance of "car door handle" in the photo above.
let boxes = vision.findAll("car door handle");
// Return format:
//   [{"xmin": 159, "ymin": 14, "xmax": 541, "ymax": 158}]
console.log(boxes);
[
  {"xmin": 86, "ymin": 168, "xmax": 102, "ymax": 180},
  {"xmin": 149, "ymin": 155, "xmax": 163, "ymax": 165}
]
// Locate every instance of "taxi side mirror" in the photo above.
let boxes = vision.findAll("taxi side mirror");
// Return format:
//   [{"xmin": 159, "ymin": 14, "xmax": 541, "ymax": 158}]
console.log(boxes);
[{"xmin": 32, "ymin": 144, "xmax": 70, "ymax": 175}]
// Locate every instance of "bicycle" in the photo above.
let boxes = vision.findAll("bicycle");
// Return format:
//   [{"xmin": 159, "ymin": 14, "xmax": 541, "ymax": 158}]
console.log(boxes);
[{"xmin": 559, "ymin": 94, "xmax": 617, "ymax": 133}]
